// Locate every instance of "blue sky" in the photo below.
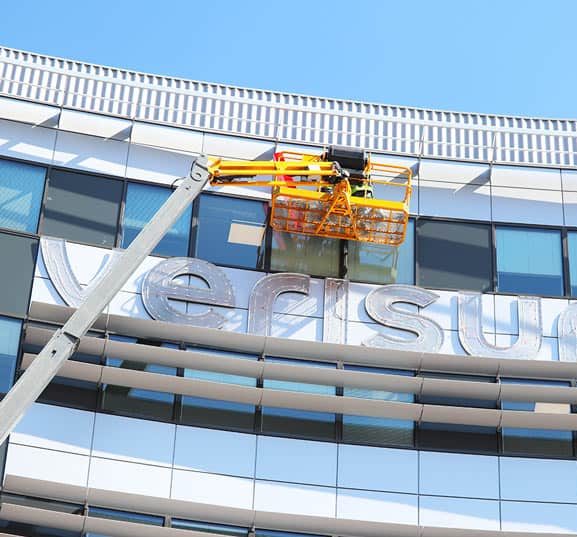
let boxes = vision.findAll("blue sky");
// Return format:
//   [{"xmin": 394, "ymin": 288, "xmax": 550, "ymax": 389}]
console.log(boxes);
[{"xmin": 3, "ymin": 0, "xmax": 577, "ymax": 118}]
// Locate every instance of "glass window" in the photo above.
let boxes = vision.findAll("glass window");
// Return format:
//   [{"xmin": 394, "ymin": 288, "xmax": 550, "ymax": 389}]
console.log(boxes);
[
  {"xmin": 342, "ymin": 366, "xmax": 414, "ymax": 447},
  {"xmin": 88, "ymin": 506, "xmax": 163, "ymax": 526},
  {"xmin": 122, "ymin": 182, "xmax": 192, "ymax": 257},
  {"xmin": 194, "ymin": 194, "xmax": 267, "ymax": 269},
  {"xmin": 270, "ymin": 232, "xmax": 340, "ymax": 277},
  {"xmin": 171, "ymin": 520, "xmax": 248, "ymax": 536},
  {"xmin": 567, "ymin": 231, "xmax": 577, "ymax": 296},
  {"xmin": 417, "ymin": 220, "xmax": 493, "ymax": 292},
  {"xmin": 0, "ymin": 494, "xmax": 83, "ymax": 514},
  {"xmin": 418, "ymin": 373, "xmax": 498, "ymax": 454},
  {"xmin": 0, "ymin": 316, "xmax": 22, "ymax": 394},
  {"xmin": 0, "ymin": 158, "xmax": 46, "ymax": 233},
  {"xmin": 0, "ymin": 520, "xmax": 81, "ymax": 537},
  {"xmin": 36, "ymin": 339, "xmax": 101, "ymax": 411},
  {"xmin": 181, "ymin": 348, "xmax": 257, "ymax": 432},
  {"xmin": 257, "ymin": 530, "xmax": 326, "ymax": 537},
  {"xmin": 42, "ymin": 169, "xmax": 123, "ymax": 248},
  {"xmin": 102, "ymin": 337, "xmax": 176, "ymax": 420},
  {"xmin": 496, "ymin": 227, "xmax": 563, "ymax": 296},
  {"xmin": 501, "ymin": 378, "xmax": 573, "ymax": 457},
  {"xmin": 26, "ymin": 326, "xmax": 102, "ymax": 410},
  {"xmin": 261, "ymin": 357, "xmax": 336, "ymax": 441},
  {"xmin": 0, "ymin": 232, "xmax": 38, "ymax": 317},
  {"xmin": 347, "ymin": 219, "xmax": 414, "ymax": 284}
]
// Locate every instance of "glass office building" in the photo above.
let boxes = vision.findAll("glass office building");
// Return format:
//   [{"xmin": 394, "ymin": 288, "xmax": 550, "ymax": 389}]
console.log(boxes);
[{"xmin": 0, "ymin": 46, "xmax": 577, "ymax": 536}]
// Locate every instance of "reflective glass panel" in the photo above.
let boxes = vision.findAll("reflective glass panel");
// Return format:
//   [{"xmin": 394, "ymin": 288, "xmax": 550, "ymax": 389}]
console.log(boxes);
[
  {"xmin": 270, "ymin": 232, "xmax": 340, "ymax": 277},
  {"xmin": 0, "ymin": 158, "xmax": 46, "ymax": 232},
  {"xmin": 42, "ymin": 169, "xmax": 123, "ymax": 248},
  {"xmin": 181, "ymin": 348, "xmax": 256, "ymax": 431},
  {"xmin": 88, "ymin": 506, "xmax": 163, "ymax": 526},
  {"xmin": 0, "ymin": 520, "xmax": 80, "ymax": 537},
  {"xmin": 122, "ymin": 182, "xmax": 192, "ymax": 257},
  {"xmin": 496, "ymin": 227, "xmax": 563, "ymax": 296},
  {"xmin": 171, "ymin": 520, "xmax": 247, "ymax": 536},
  {"xmin": 501, "ymin": 378, "xmax": 573, "ymax": 457},
  {"xmin": 347, "ymin": 219, "xmax": 414, "ymax": 284},
  {"xmin": 568, "ymin": 231, "xmax": 577, "ymax": 296},
  {"xmin": 0, "ymin": 232, "xmax": 37, "ymax": 317},
  {"xmin": 418, "ymin": 373, "xmax": 498, "ymax": 453},
  {"xmin": 0, "ymin": 316, "xmax": 21, "ymax": 393},
  {"xmin": 261, "ymin": 358, "xmax": 336, "ymax": 441},
  {"xmin": 417, "ymin": 220, "xmax": 493, "ymax": 292},
  {"xmin": 194, "ymin": 194, "xmax": 267, "ymax": 269},
  {"xmin": 343, "ymin": 366, "xmax": 414, "ymax": 447},
  {"xmin": 102, "ymin": 337, "xmax": 176, "ymax": 420}
]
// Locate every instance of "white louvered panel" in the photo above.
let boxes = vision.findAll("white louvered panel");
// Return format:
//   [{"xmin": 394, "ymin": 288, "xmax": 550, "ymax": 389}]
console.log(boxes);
[
  {"xmin": 207, "ymin": 97, "xmax": 220, "ymax": 132},
  {"xmin": 241, "ymin": 101, "xmax": 252, "ymax": 135},
  {"xmin": 559, "ymin": 134, "xmax": 571, "ymax": 167},
  {"xmin": 119, "ymin": 83, "xmax": 133, "ymax": 117},
  {"xmin": 159, "ymin": 87, "xmax": 172, "ymax": 123},
  {"xmin": 1, "ymin": 48, "xmax": 577, "ymax": 166},
  {"xmin": 172, "ymin": 92, "xmax": 184, "ymax": 126}
]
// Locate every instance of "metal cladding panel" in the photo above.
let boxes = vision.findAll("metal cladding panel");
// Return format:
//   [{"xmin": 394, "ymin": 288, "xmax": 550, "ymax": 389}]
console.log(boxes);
[{"xmin": 0, "ymin": 47, "xmax": 576, "ymax": 167}]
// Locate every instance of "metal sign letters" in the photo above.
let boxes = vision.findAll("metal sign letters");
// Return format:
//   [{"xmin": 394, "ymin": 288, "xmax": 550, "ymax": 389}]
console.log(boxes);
[{"xmin": 41, "ymin": 237, "xmax": 577, "ymax": 361}]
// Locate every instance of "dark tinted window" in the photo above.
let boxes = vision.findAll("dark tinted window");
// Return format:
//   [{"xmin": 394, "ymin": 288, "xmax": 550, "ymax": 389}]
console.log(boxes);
[
  {"xmin": 418, "ymin": 373, "xmax": 498, "ymax": 454},
  {"xmin": 102, "ymin": 337, "xmax": 176, "ymax": 420},
  {"xmin": 0, "ymin": 158, "xmax": 46, "ymax": 233},
  {"xmin": 501, "ymin": 378, "xmax": 573, "ymax": 457},
  {"xmin": 194, "ymin": 194, "xmax": 267, "ymax": 269},
  {"xmin": 0, "ymin": 232, "xmax": 37, "ymax": 317},
  {"xmin": 42, "ymin": 169, "xmax": 123, "ymax": 247},
  {"xmin": 0, "ymin": 520, "xmax": 80, "ymax": 537},
  {"xmin": 417, "ymin": 220, "xmax": 492, "ymax": 292},
  {"xmin": 27, "ymin": 330, "xmax": 101, "ymax": 410},
  {"xmin": 122, "ymin": 182, "xmax": 192, "ymax": 257}
]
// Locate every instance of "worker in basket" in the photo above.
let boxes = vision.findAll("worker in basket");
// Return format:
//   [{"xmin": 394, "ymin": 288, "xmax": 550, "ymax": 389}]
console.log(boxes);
[{"xmin": 324, "ymin": 145, "xmax": 373, "ymax": 198}]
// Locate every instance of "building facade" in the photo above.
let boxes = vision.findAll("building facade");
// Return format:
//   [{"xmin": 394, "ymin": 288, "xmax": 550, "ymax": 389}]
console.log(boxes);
[{"xmin": 0, "ymin": 46, "xmax": 577, "ymax": 536}]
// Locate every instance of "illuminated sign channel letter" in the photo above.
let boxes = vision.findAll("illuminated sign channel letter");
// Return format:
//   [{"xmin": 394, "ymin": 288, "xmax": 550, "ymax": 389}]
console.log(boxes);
[
  {"xmin": 363, "ymin": 285, "xmax": 443, "ymax": 352},
  {"xmin": 323, "ymin": 278, "xmax": 349, "ymax": 344},
  {"xmin": 458, "ymin": 292, "xmax": 541, "ymax": 359},
  {"xmin": 558, "ymin": 304, "xmax": 577, "ymax": 362},
  {"xmin": 41, "ymin": 237, "xmax": 122, "ymax": 308},
  {"xmin": 142, "ymin": 258, "xmax": 235, "ymax": 328},
  {"xmin": 248, "ymin": 273, "xmax": 310, "ymax": 336}
]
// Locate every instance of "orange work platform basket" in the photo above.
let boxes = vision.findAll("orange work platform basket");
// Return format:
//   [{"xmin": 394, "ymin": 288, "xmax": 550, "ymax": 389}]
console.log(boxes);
[{"xmin": 208, "ymin": 151, "xmax": 412, "ymax": 246}]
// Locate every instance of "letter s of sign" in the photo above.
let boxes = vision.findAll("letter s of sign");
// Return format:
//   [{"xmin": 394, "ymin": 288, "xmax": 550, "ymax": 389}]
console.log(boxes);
[
  {"xmin": 142, "ymin": 258, "xmax": 235, "ymax": 328},
  {"xmin": 363, "ymin": 285, "xmax": 443, "ymax": 352}
]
